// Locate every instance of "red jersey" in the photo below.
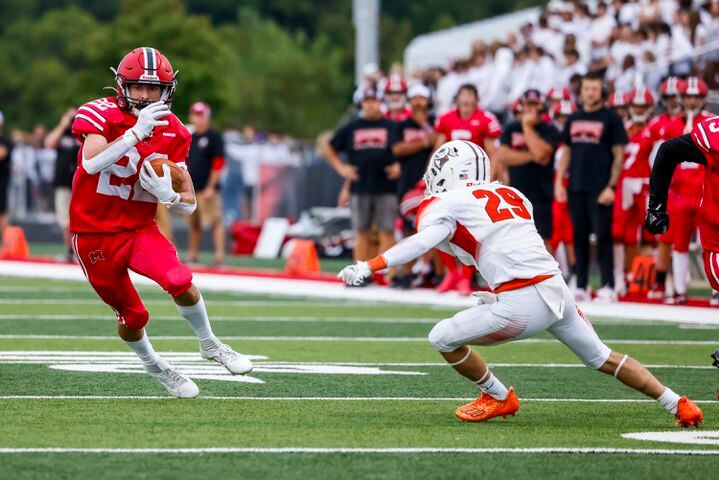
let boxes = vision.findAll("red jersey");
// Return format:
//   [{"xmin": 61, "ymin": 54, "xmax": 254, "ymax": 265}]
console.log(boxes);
[
  {"xmin": 434, "ymin": 108, "xmax": 501, "ymax": 146},
  {"xmin": 647, "ymin": 113, "xmax": 683, "ymax": 142},
  {"xmin": 386, "ymin": 108, "xmax": 412, "ymax": 122},
  {"xmin": 668, "ymin": 111, "xmax": 713, "ymax": 200},
  {"xmin": 622, "ymin": 122, "xmax": 653, "ymax": 179},
  {"xmin": 70, "ymin": 97, "xmax": 192, "ymax": 234},
  {"xmin": 690, "ymin": 114, "xmax": 719, "ymax": 250}
]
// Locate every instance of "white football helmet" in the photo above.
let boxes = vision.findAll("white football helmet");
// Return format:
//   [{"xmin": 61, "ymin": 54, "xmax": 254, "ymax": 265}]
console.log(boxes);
[{"xmin": 424, "ymin": 140, "xmax": 491, "ymax": 195}]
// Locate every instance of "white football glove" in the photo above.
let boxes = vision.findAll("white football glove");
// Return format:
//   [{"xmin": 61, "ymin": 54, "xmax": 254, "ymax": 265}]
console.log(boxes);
[
  {"xmin": 128, "ymin": 101, "xmax": 170, "ymax": 142},
  {"xmin": 337, "ymin": 261, "xmax": 372, "ymax": 286},
  {"xmin": 140, "ymin": 162, "xmax": 180, "ymax": 205},
  {"xmin": 472, "ymin": 290, "xmax": 497, "ymax": 305}
]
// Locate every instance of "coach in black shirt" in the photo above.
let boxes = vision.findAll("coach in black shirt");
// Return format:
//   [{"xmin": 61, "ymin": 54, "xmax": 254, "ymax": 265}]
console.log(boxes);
[
  {"xmin": 497, "ymin": 89, "xmax": 560, "ymax": 243},
  {"xmin": 187, "ymin": 102, "xmax": 226, "ymax": 266},
  {"xmin": 555, "ymin": 73, "xmax": 628, "ymax": 301},
  {"xmin": 326, "ymin": 86, "xmax": 399, "ymax": 276}
]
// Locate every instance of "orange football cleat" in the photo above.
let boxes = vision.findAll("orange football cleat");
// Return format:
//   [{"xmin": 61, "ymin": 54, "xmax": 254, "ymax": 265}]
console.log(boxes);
[
  {"xmin": 675, "ymin": 397, "xmax": 702, "ymax": 427},
  {"xmin": 455, "ymin": 387, "xmax": 520, "ymax": 422}
]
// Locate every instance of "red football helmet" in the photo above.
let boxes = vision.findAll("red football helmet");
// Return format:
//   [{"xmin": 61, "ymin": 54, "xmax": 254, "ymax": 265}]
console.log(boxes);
[
  {"xmin": 680, "ymin": 76, "xmax": 708, "ymax": 97},
  {"xmin": 628, "ymin": 86, "xmax": 656, "ymax": 123},
  {"xmin": 607, "ymin": 90, "xmax": 629, "ymax": 108},
  {"xmin": 551, "ymin": 99, "xmax": 577, "ymax": 118},
  {"xmin": 547, "ymin": 87, "xmax": 572, "ymax": 102},
  {"xmin": 112, "ymin": 47, "xmax": 177, "ymax": 115},
  {"xmin": 384, "ymin": 74, "xmax": 408, "ymax": 95},
  {"xmin": 659, "ymin": 76, "xmax": 683, "ymax": 97}
]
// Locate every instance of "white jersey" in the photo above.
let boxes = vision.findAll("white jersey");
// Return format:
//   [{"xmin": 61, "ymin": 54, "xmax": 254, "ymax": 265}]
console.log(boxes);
[{"xmin": 416, "ymin": 183, "xmax": 560, "ymax": 291}]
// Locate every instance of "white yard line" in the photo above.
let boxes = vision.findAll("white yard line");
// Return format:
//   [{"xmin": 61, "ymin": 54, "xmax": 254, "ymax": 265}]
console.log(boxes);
[
  {"xmin": 3, "ymin": 261, "xmax": 719, "ymax": 324},
  {"xmin": 0, "ymin": 315, "xmax": 440, "ymax": 324},
  {"xmin": 0, "ymin": 447, "xmax": 717, "ymax": 455},
  {"xmin": 0, "ymin": 334, "xmax": 715, "ymax": 346},
  {"xmin": 1, "ymin": 395, "xmax": 716, "ymax": 403},
  {"xmin": 0, "ymin": 299, "xmax": 374, "ymax": 307}
]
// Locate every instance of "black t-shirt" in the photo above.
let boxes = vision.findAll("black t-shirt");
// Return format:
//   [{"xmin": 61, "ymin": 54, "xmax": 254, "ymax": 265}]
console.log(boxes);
[
  {"xmin": 53, "ymin": 127, "xmax": 80, "ymax": 188},
  {"xmin": 389, "ymin": 117, "xmax": 434, "ymax": 197},
  {"xmin": 330, "ymin": 117, "xmax": 396, "ymax": 194},
  {"xmin": 188, "ymin": 128, "xmax": 224, "ymax": 191},
  {"xmin": 499, "ymin": 120, "xmax": 561, "ymax": 205},
  {"xmin": 562, "ymin": 106, "xmax": 628, "ymax": 193},
  {"xmin": 0, "ymin": 134, "xmax": 13, "ymax": 178}
]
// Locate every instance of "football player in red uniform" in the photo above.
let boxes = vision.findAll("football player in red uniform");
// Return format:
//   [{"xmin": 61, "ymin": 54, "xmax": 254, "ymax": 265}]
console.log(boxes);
[
  {"xmin": 70, "ymin": 47, "xmax": 253, "ymax": 397},
  {"xmin": 383, "ymin": 74, "xmax": 412, "ymax": 121},
  {"xmin": 654, "ymin": 77, "xmax": 713, "ymax": 304},
  {"xmin": 607, "ymin": 90, "xmax": 630, "ymax": 122},
  {"xmin": 612, "ymin": 87, "xmax": 656, "ymax": 296},
  {"xmin": 646, "ymin": 77, "xmax": 686, "ymax": 300}
]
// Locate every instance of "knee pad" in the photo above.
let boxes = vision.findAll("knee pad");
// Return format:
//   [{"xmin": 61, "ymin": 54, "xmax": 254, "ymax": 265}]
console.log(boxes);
[
  {"xmin": 428, "ymin": 319, "xmax": 459, "ymax": 352},
  {"xmin": 118, "ymin": 306, "xmax": 150, "ymax": 330},
  {"xmin": 164, "ymin": 265, "xmax": 193, "ymax": 297}
]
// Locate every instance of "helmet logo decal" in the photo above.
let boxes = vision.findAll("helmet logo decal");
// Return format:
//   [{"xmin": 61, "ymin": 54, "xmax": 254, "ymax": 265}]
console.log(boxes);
[{"xmin": 432, "ymin": 146, "xmax": 458, "ymax": 171}]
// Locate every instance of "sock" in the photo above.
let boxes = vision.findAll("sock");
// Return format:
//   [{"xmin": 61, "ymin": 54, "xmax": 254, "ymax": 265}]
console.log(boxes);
[
  {"xmin": 613, "ymin": 244, "xmax": 625, "ymax": 290},
  {"xmin": 655, "ymin": 270, "xmax": 667, "ymax": 288},
  {"xmin": 672, "ymin": 251, "xmax": 690, "ymax": 295},
  {"xmin": 657, "ymin": 387, "xmax": 680, "ymax": 415},
  {"xmin": 175, "ymin": 296, "xmax": 217, "ymax": 343},
  {"xmin": 475, "ymin": 371, "xmax": 509, "ymax": 401},
  {"xmin": 124, "ymin": 334, "xmax": 162, "ymax": 373}
]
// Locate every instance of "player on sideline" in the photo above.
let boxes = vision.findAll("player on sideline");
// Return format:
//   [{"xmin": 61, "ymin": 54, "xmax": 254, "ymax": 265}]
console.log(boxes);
[
  {"xmin": 338, "ymin": 140, "xmax": 701, "ymax": 426},
  {"xmin": 69, "ymin": 47, "xmax": 253, "ymax": 398}
]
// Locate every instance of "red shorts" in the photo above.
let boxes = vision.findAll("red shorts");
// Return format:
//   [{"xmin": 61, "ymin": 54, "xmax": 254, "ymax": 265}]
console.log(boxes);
[
  {"xmin": 660, "ymin": 194, "xmax": 701, "ymax": 252},
  {"xmin": 612, "ymin": 189, "xmax": 648, "ymax": 246},
  {"xmin": 550, "ymin": 200, "xmax": 573, "ymax": 250},
  {"xmin": 703, "ymin": 250, "xmax": 719, "ymax": 291},
  {"xmin": 71, "ymin": 224, "xmax": 193, "ymax": 329}
]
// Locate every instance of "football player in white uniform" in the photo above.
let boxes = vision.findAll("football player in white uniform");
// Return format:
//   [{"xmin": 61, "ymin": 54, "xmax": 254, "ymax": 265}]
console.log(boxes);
[{"xmin": 338, "ymin": 140, "xmax": 702, "ymax": 427}]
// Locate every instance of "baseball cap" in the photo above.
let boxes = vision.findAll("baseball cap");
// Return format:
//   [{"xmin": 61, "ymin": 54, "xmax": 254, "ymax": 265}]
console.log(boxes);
[
  {"xmin": 407, "ymin": 83, "xmax": 431, "ymax": 99},
  {"xmin": 189, "ymin": 101, "xmax": 211, "ymax": 117},
  {"xmin": 520, "ymin": 88, "xmax": 544, "ymax": 104},
  {"xmin": 361, "ymin": 86, "xmax": 380, "ymax": 101}
]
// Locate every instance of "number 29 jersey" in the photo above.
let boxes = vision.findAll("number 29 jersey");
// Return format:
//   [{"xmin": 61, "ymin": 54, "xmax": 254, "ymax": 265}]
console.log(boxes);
[
  {"xmin": 416, "ymin": 183, "xmax": 560, "ymax": 291},
  {"xmin": 70, "ymin": 97, "xmax": 192, "ymax": 234}
]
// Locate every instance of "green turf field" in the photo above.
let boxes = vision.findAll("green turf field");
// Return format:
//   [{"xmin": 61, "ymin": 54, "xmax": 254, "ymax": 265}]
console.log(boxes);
[{"xmin": 0, "ymin": 275, "xmax": 717, "ymax": 479}]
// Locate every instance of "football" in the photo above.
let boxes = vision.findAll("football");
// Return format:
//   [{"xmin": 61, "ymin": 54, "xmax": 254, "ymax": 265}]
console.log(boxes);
[{"xmin": 149, "ymin": 157, "xmax": 184, "ymax": 193}]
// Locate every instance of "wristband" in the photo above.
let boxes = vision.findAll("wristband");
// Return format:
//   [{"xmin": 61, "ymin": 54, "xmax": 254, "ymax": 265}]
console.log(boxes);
[{"xmin": 368, "ymin": 256, "xmax": 388, "ymax": 272}]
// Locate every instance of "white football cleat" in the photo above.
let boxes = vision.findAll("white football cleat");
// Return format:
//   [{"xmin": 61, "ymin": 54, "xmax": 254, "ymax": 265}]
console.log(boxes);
[
  {"xmin": 200, "ymin": 340, "xmax": 254, "ymax": 375},
  {"xmin": 147, "ymin": 360, "xmax": 199, "ymax": 398},
  {"xmin": 574, "ymin": 288, "xmax": 591, "ymax": 302},
  {"xmin": 593, "ymin": 285, "xmax": 618, "ymax": 304}
]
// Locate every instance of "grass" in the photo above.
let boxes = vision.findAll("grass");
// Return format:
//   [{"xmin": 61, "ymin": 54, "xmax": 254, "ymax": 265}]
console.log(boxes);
[{"xmin": 0, "ymin": 275, "xmax": 717, "ymax": 479}]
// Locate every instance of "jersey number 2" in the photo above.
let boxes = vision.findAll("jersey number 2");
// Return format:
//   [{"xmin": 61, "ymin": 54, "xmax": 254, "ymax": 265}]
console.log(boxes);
[
  {"xmin": 96, "ymin": 147, "xmax": 167, "ymax": 202},
  {"xmin": 472, "ymin": 187, "xmax": 531, "ymax": 222}
]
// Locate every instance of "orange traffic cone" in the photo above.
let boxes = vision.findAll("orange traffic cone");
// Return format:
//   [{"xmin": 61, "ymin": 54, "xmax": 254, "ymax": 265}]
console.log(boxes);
[
  {"xmin": 285, "ymin": 239, "xmax": 320, "ymax": 275},
  {"xmin": 0, "ymin": 226, "xmax": 30, "ymax": 260}
]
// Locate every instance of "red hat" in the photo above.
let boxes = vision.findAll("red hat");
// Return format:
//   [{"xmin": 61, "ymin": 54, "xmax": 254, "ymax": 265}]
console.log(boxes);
[
  {"xmin": 190, "ymin": 101, "xmax": 211, "ymax": 117},
  {"xmin": 607, "ymin": 90, "xmax": 629, "ymax": 108}
]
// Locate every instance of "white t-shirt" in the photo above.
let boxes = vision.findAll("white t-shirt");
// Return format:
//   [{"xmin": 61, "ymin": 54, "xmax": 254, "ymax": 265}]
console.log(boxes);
[{"xmin": 416, "ymin": 184, "xmax": 561, "ymax": 290}]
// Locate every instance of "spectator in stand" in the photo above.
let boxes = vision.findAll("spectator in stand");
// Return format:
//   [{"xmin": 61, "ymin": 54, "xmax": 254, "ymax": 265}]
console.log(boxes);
[
  {"xmin": 555, "ymin": 72, "xmax": 628, "ymax": 303},
  {"xmin": 186, "ymin": 102, "xmax": 226, "ymax": 266},
  {"xmin": 45, "ymin": 108, "xmax": 79, "ymax": 261},
  {"xmin": 0, "ymin": 111, "xmax": 12, "ymax": 236},
  {"xmin": 497, "ymin": 89, "xmax": 561, "ymax": 248},
  {"xmin": 559, "ymin": 48, "xmax": 588, "ymax": 88},
  {"xmin": 326, "ymin": 86, "xmax": 399, "ymax": 285}
]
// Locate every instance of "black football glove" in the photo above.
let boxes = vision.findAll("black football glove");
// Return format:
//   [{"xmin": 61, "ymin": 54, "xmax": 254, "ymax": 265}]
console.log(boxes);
[
  {"xmin": 645, "ymin": 208, "xmax": 669, "ymax": 234},
  {"xmin": 711, "ymin": 348, "xmax": 719, "ymax": 369}
]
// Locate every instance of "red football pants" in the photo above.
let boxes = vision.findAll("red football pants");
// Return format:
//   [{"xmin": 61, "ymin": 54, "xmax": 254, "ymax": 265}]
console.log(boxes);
[
  {"xmin": 703, "ymin": 251, "xmax": 719, "ymax": 291},
  {"xmin": 72, "ymin": 224, "xmax": 193, "ymax": 329}
]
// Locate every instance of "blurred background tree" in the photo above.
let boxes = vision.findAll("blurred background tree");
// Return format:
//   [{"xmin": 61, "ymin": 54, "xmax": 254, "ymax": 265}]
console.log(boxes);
[{"xmin": 0, "ymin": 0, "xmax": 542, "ymax": 136}]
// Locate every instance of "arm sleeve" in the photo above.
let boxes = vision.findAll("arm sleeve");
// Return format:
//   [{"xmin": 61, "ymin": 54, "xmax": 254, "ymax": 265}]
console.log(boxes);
[
  {"xmin": 648, "ymin": 134, "xmax": 706, "ymax": 210},
  {"xmin": 329, "ymin": 123, "xmax": 349, "ymax": 152},
  {"xmin": 381, "ymin": 224, "xmax": 452, "ymax": 268}
]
